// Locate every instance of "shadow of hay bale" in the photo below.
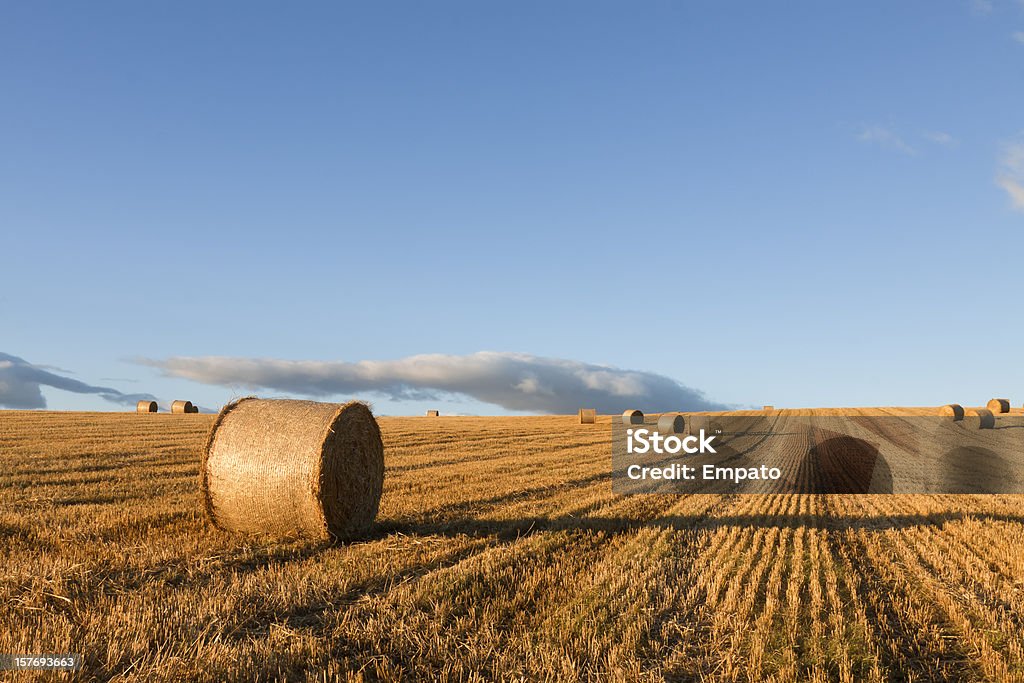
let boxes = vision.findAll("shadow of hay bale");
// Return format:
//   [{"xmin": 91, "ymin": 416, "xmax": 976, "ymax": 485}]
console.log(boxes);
[{"xmin": 799, "ymin": 433, "xmax": 892, "ymax": 493}]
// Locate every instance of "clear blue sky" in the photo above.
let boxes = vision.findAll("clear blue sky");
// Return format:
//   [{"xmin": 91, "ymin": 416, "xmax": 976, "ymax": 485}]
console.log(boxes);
[{"xmin": 2, "ymin": 1, "xmax": 1023, "ymax": 414}]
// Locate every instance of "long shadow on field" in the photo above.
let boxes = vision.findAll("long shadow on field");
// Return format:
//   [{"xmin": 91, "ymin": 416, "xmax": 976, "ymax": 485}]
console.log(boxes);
[
  {"xmin": 215, "ymin": 541, "xmax": 495, "ymax": 646},
  {"xmin": 373, "ymin": 508, "xmax": 1024, "ymax": 541},
  {"xmin": 396, "ymin": 470, "xmax": 611, "ymax": 522}
]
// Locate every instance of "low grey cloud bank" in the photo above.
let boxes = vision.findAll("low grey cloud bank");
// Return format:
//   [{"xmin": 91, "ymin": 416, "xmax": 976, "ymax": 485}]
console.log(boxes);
[
  {"xmin": 0, "ymin": 352, "xmax": 157, "ymax": 409},
  {"xmin": 139, "ymin": 352, "xmax": 729, "ymax": 414}
]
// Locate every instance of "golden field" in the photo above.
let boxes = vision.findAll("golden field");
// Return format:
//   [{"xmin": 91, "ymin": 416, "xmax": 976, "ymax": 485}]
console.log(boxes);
[{"xmin": 2, "ymin": 410, "xmax": 1024, "ymax": 682}]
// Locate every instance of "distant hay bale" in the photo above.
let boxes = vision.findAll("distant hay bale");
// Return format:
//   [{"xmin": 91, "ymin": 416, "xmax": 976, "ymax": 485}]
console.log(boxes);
[
  {"xmin": 426, "ymin": 410, "xmax": 440, "ymax": 417},
  {"xmin": 202, "ymin": 398, "xmax": 384, "ymax": 540},
  {"xmin": 171, "ymin": 400, "xmax": 194, "ymax": 414},
  {"xmin": 987, "ymin": 398, "xmax": 1010, "ymax": 414},
  {"xmin": 971, "ymin": 408, "xmax": 996, "ymax": 429},
  {"xmin": 762, "ymin": 405, "xmax": 774, "ymax": 411},
  {"xmin": 578, "ymin": 408, "xmax": 596, "ymax": 424},
  {"xmin": 136, "ymin": 400, "xmax": 157, "ymax": 413},
  {"xmin": 657, "ymin": 414, "xmax": 685, "ymax": 434},
  {"xmin": 939, "ymin": 404, "xmax": 965, "ymax": 421},
  {"xmin": 187, "ymin": 404, "xmax": 200, "ymax": 414},
  {"xmin": 622, "ymin": 409, "xmax": 644, "ymax": 425}
]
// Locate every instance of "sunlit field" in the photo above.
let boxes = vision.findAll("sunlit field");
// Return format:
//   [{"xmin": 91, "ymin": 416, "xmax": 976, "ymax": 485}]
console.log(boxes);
[{"xmin": 2, "ymin": 411, "xmax": 1023, "ymax": 681}]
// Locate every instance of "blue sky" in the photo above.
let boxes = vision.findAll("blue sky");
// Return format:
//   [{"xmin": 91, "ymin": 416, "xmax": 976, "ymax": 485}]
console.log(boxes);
[{"xmin": 2, "ymin": 1, "xmax": 1023, "ymax": 414}]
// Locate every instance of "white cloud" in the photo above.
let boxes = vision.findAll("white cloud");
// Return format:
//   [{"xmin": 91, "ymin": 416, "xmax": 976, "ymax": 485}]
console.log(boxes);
[
  {"xmin": 137, "ymin": 351, "xmax": 728, "ymax": 414},
  {"xmin": 996, "ymin": 136, "xmax": 1024, "ymax": 211},
  {"xmin": 923, "ymin": 131, "xmax": 958, "ymax": 147},
  {"xmin": 858, "ymin": 126, "xmax": 916, "ymax": 155},
  {"xmin": 997, "ymin": 176, "xmax": 1024, "ymax": 209}
]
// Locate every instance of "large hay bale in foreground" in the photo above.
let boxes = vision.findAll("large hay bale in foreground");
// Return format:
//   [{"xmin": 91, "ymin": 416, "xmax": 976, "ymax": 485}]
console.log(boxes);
[
  {"xmin": 987, "ymin": 398, "xmax": 1010, "ymax": 414},
  {"xmin": 657, "ymin": 414, "xmax": 685, "ymax": 434},
  {"xmin": 622, "ymin": 409, "xmax": 644, "ymax": 425},
  {"xmin": 202, "ymin": 398, "xmax": 384, "ymax": 540},
  {"xmin": 171, "ymin": 400, "xmax": 194, "ymax": 414},
  {"xmin": 940, "ymin": 404, "xmax": 965, "ymax": 421},
  {"xmin": 578, "ymin": 409, "xmax": 596, "ymax": 424},
  {"xmin": 136, "ymin": 400, "xmax": 157, "ymax": 413}
]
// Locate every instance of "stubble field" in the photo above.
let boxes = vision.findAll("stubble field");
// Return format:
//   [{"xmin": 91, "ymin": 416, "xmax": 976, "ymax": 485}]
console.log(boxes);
[{"xmin": 1, "ymin": 410, "xmax": 1023, "ymax": 682}]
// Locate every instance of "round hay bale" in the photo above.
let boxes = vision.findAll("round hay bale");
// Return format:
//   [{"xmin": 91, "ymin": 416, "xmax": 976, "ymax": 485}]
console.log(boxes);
[
  {"xmin": 971, "ymin": 408, "xmax": 996, "ymax": 429},
  {"xmin": 171, "ymin": 400, "xmax": 194, "ymax": 414},
  {"xmin": 987, "ymin": 398, "xmax": 1010, "ymax": 414},
  {"xmin": 622, "ymin": 409, "xmax": 644, "ymax": 425},
  {"xmin": 426, "ymin": 410, "xmax": 440, "ymax": 417},
  {"xmin": 657, "ymin": 414, "xmax": 685, "ymax": 434},
  {"xmin": 136, "ymin": 400, "xmax": 157, "ymax": 413},
  {"xmin": 202, "ymin": 398, "xmax": 384, "ymax": 540},
  {"xmin": 939, "ymin": 404, "xmax": 965, "ymax": 421},
  {"xmin": 578, "ymin": 408, "xmax": 596, "ymax": 424},
  {"xmin": 762, "ymin": 405, "xmax": 775, "ymax": 411},
  {"xmin": 187, "ymin": 404, "xmax": 200, "ymax": 414}
]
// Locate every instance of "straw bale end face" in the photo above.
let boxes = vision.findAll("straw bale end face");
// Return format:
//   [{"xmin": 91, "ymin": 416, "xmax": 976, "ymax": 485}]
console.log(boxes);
[
  {"xmin": 939, "ymin": 404, "xmax": 965, "ymax": 421},
  {"xmin": 987, "ymin": 398, "xmax": 1010, "ymax": 414},
  {"xmin": 202, "ymin": 398, "xmax": 384, "ymax": 541},
  {"xmin": 171, "ymin": 400, "xmax": 194, "ymax": 414},
  {"xmin": 970, "ymin": 408, "xmax": 996, "ymax": 429},
  {"xmin": 657, "ymin": 414, "xmax": 685, "ymax": 434},
  {"xmin": 622, "ymin": 409, "xmax": 644, "ymax": 425}
]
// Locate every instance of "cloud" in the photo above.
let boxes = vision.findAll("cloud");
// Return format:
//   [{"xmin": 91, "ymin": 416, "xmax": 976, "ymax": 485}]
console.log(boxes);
[
  {"xmin": 1013, "ymin": 31, "xmax": 1024, "ymax": 43},
  {"xmin": 997, "ymin": 176, "xmax": 1024, "ymax": 210},
  {"xmin": 971, "ymin": 0, "xmax": 993, "ymax": 14},
  {"xmin": 923, "ymin": 131, "xmax": 958, "ymax": 147},
  {"xmin": 138, "ymin": 351, "xmax": 729, "ymax": 414},
  {"xmin": 996, "ymin": 136, "xmax": 1024, "ymax": 211},
  {"xmin": 0, "ymin": 352, "xmax": 157, "ymax": 409},
  {"xmin": 858, "ymin": 126, "xmax": 916, "ymax": 155}
]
